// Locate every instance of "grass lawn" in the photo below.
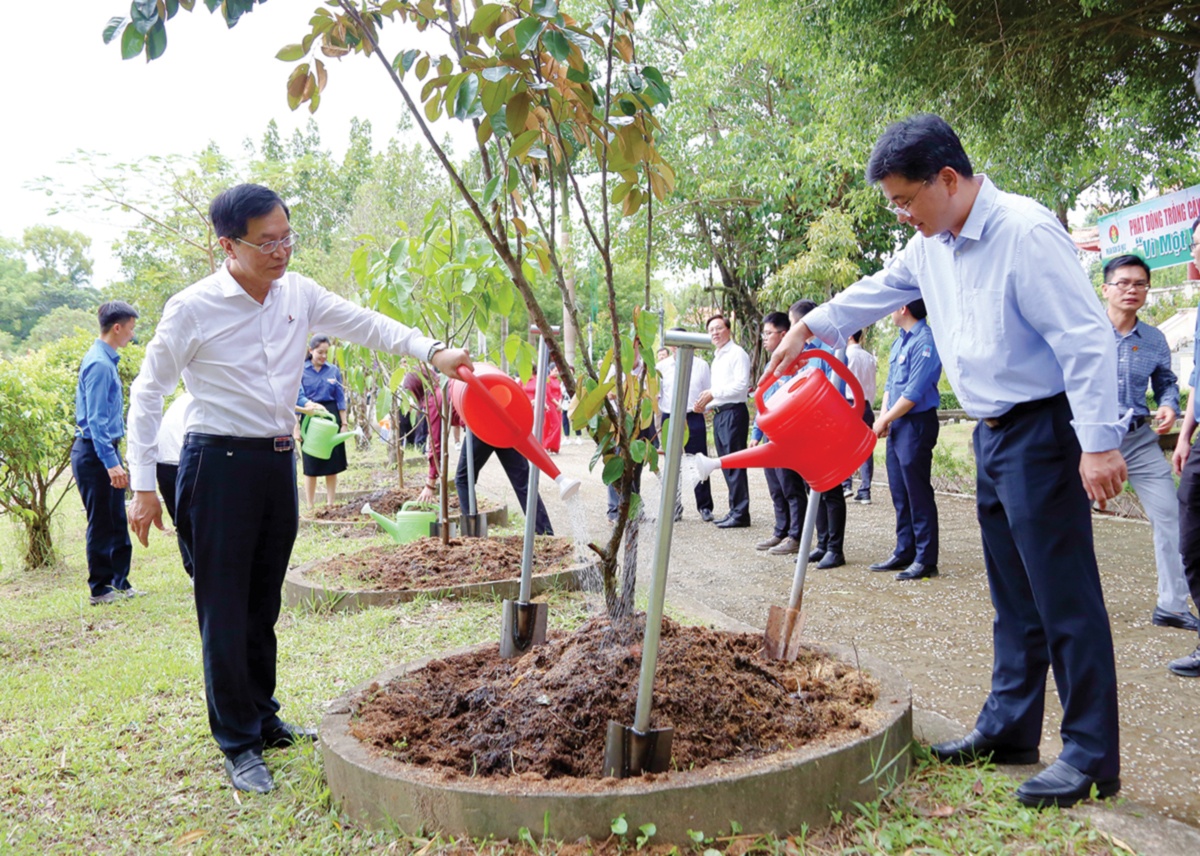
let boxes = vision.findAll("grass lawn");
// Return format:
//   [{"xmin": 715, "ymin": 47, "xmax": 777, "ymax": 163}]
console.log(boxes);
[{"xmin": 0, "ymin": 449, "xmax": 1134, "ymax": 854}]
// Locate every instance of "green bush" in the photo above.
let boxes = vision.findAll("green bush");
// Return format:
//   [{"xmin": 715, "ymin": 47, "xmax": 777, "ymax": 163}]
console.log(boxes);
[{"xmin": 939, "ymin": 390, "xmax": 960, "ymax": 410}]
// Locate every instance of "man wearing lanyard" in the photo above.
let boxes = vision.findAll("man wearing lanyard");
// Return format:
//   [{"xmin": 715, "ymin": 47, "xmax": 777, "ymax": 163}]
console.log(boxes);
[
  {"xmin": 657, "ymin": 327, "xmax": 715, "ymax": 522},
  {"xmin": 1100, "ymin": 254, "xmax": 1196, "ymax": 635},
  {"xmin": 869, "ymin": 299, "xmax": 942, "ymax": 582},
  {"xmin": 73, "ymin": 301, "xmax": 141, "ymax": 605},
  {"xmin": 125, "ymin": 184, "xmax": 472, "ymax": 795},
  {"xmin": 767, "ymin": 114, "xmax": 1127, "ymax": 808},
  {"xmin": 695, "ymin": 314, "xmax": 752, "ymax": 528}
]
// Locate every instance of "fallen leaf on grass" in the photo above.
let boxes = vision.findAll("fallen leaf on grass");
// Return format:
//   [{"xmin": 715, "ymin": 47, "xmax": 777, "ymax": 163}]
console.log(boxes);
[
  {"xmin": 972, "ymin": 778, "xmax": 984, "ymax": 795},
  {"xmin": 173, "ymin": 829, "xmax": 208, "ymax": 846},
  {"xmin": 1098, "ymin": 831, "xmax": 1135, "ymax": 853},
  {"xmin": 919, "ymin": 804, "xmax": 956, "ymax": 818}
]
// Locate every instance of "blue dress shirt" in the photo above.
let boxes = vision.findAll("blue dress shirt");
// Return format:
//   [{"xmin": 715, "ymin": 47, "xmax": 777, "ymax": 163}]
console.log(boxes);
[
  {"xmin": 1113, "ymin": 320, "xmax": 1178, "ymax": 419},
  {"xmin": 301, "ymin": 362, "xmax": 346, "ymax": 410},
  {"xmin": 75, "ymin": 339, "xmax": 125, "ymax": 469},
  {"xmin": 801, "ymin": 176, "xmax": 1125, "ymax": 453},
  {"xmin": 885, "ymin": 319, "xmax": 942, "ymax": 414}
]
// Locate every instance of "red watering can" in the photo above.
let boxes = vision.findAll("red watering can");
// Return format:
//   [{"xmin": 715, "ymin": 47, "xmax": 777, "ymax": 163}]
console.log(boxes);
[
  {"xmin": 449, "ymin": 364, "xmax": 581, "ymax": 500},
  {"xmin": 692, "ymin": 349, "xmax": 875, "ymax": 492}
]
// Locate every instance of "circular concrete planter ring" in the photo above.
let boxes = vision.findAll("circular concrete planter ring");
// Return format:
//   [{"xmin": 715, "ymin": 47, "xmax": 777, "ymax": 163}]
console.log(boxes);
[
  {"xmin": 320, "ymin": 640, "xmax": 912, "ymax": 844},
  {"xmin": 284, "ymin": 556, "xmax": 586, "ymax": 613}
]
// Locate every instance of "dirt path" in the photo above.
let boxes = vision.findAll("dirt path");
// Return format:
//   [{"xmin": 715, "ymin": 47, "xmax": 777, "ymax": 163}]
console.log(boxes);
[{"xmin": 464, "ymin": 438, "xmax": 1200, "ymax": 826}]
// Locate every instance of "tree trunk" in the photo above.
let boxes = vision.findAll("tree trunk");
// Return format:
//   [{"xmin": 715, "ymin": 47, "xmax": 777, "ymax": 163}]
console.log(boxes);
[{"xmin": 24, "ymin": 514, "xmax": 56, "ymax": 570}]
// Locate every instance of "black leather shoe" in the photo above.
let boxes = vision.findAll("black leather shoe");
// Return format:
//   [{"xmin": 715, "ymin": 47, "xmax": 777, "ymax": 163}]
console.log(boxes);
[
  {"xmin": 1015, "ymin": 759, "xmax": 1120, "ymax": 808},
  {"xmin": 816, "ymin": 551, "xmax": 845, "ymax": 569},
  {"xmin": 896, "ymin": 562, "xmax": 938, "ymax": 581},
  {"xmin": 699, "ymin": 509, "xmax": 714, "ymax": 523},
  {"xmin": 225, "ymin": 749, "xmax": 274, "ymax": 793},
  {"xmin": 869, "ymin": 553, "xmax": 914, "ymax": 572},
  {"xmin": 1167, "ymin": 644, "xmax": 1200, "ymax": 677},
  {"xmin": 929, "ymin": 729, "xmax": 1039, "ymax": 766},
  {"xmin": 808, "ymin": 548, "xmax": 825, "ymax": 562},
  {"xmin": 1152, "ymin": 606, "xmax": 1200, "ymax": 632},
  {"xmin": 716, "ymin": 517, "xmax": 749, "ymax": 529},
  {"xmin": 262, "ymin": 721, "xmax": 318, "ymax": 749}
]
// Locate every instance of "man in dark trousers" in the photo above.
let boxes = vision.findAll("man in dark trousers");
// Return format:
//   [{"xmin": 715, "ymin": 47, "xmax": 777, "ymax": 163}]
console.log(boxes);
[
  {"xmin": 768, "ymin": 114, "xmax": 1127, "ymax": 808},
  {"xmin": 455, "ymin": 433, "xmax": 553, "ymax": 535},
  {"xmin": 869, "ymin": 299, "xmax": 942, "ymax": 581},
  {"xmin": 126, "ymin": 184, "xmax": 472, "ymax": 796},
  {"xmin": 751, "ymin": 312, "xmax": 805, "ymax": 555},
  {"xmin": 73, "ymin": 301, "xmax": 141, "ymax": 605},
  {"xmin": 694, "ymin": 314, "xmax": 751, "ymax": 528}
]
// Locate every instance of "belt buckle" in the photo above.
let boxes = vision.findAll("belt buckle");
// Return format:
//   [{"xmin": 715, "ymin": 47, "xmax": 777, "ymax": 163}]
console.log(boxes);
[
  {"xmin": 983, "ymin": 417, "xmax": 1001, "ymax": 429},
  {"xmin": 274, "ymin": 436, "xmax": 294, "ymax": 452}
]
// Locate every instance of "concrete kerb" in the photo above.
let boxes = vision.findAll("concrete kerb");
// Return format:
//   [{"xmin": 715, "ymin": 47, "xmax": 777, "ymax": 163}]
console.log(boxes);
[
  {"xmin": 285, "ymin": 555, "xmax": 585, "ymax": 613},
  {"xmin": 319, "ymin": 609, "xmax": 914, "ymax": 844}
]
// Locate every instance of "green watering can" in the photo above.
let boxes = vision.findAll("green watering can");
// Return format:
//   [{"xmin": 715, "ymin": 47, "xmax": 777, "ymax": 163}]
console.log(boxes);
[
  {"xmin": 301, "ymin": 410, "xmax": 359, "ymax": 460},
  {"xmin": 362, "ymin": 501, "xmax": 437, "ymax": 543}
]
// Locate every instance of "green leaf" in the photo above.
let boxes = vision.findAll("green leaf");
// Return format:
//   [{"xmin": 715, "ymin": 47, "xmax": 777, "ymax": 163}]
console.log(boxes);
[
  {"xmin": 490, "ymin": 105, "xmax": 509, "ymax": 138},
  {"xmin": 454, "ymin": 74, "xmax": 480, "ymax": 120},
  {"xmin": 470, "ymin": 3, "xmax": 506, "ymax": 34},
  {"xmin": 610, "ymin": 814, "xmax": 628, "ymax": 836},
  {"xmin": 482, "ymin": 65, "xmax": 513, "ymax": 83},
  {"xmin": 514, "ymin": 18, "xmax": 544, "ymax": 53},
  {"xmin": 566, "ymin": 64, "xmax": 591, "ymax": 84},
  {"xmin": 543, "ymin": 31, "xmax": 569, "ymax": 62},
  {"xmin": 276, "ymin": 43, "xmax": 306, "ymax": 61},
  {"xmin": 574, "ymin": 378, "xmax": 614, "ymax": 430},
  {"xmin": 145, "ymin": 19, "xmax": 168, "ymax": 60},
  {"xmin": 131, "ymin": 0, "xmax": 159, "ymax": 35},
  {"xmin": 509, "ymin": 128, "xmax": 540, "ymax": 160},
  {"xmin": 102, "ymin": 17, "xmax": 126, "ymax": 45},
  {"xmin": 531, "ymin": 0, "xmax": 559, "ymax": 17},
  {"xmin": 630, "ymin": 439, "xmax": 646, "ymax": 464},
  {"xmin": 120, "ymin": 22, "xmax": 145, "ymax": 59},
  {"xmin": 601, "ymin": 455, "xmax": 625, "ymax": 486},
  {"xmin": 482, "ymin": 175, "xmax": 501, "ymax": 207}
]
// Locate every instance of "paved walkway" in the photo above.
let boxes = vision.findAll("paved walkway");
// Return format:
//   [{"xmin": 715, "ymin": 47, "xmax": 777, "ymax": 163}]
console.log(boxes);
[{"xmin": 467, "ymin": 438, "xmax": 1200, "ymax": 829}]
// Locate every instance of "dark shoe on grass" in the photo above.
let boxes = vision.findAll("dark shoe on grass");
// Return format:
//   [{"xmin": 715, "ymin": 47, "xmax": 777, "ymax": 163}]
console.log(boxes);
[
  {"xmin": 930, "ymin": 729, "xmax": 1039, "ymax": 766},
  {"xmin": 262, "ymin": 722, "xmax": 318, "ymax": 749},
  {"xmin": 1015, "ymin": 759, "xmax": 1119, "ymax": 808},
  {"xmin": 225, "ymin": 749, "xmax": 273, "ymax": 793}
]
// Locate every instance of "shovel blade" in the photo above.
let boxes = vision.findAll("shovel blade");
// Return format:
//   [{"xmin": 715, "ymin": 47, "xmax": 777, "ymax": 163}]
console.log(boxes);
[
  {"xmin": 603, "ymin": 720, "xmax": 674, "ymax": 778},
  {"xmin": 499, "ymin": 599, "xmax": 547, "ymax": 659},
  {"xmin": 460, "ymin": 513, "xmax": 488, "ymax": 538},
  {"xmin": 763, "ymin": 605, "xmax": 807, "ymax": 661}
]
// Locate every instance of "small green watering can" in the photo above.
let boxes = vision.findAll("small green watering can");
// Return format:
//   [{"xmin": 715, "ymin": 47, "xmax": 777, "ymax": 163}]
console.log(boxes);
[
  {"xmin": 362, "ymin": 501, "xmax": 437, "ymax": 543},
  {"xmin": 301, "ymin": 410, "xmax": 359, "ymax": 460}
]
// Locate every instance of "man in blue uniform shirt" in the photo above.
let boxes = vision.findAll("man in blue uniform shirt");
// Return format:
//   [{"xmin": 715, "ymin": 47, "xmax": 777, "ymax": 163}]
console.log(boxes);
[
  {"xmin": 869, "ymin": 299, "xmax": 942, "ymax": 581},
  {"xmin": 768, "ymin": 114, "xmax": 1127, "ymax": 809},
  {"xmin": 73, "ymin": 301, "xmax": 141, "ymax": 605}
]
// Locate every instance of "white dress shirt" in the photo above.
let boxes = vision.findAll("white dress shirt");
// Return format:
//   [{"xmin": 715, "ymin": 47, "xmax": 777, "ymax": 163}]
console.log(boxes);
[
  {"xmin": 845, "ymin": 343, "xmax": 878, "ymax": 406},
  {"xmin": 657, "ymin": 353, "xmax": 711, "ymax": 412},
  {"xmin": 707, "ymin": 340, "xmax": 751, "ymax": 408},
  {"xmin": 127, "ymin": 263, "xmax": 437, "ymax": 492},
  {"xmin": 155, "ymin": 392, "xmax": 194, "ymax": 467}
]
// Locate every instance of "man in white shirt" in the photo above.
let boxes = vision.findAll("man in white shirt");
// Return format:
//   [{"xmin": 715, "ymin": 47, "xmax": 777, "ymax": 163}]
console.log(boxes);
[
  {"xmin": 694, "ymin": 314, "xmax": 752, "ymax": 527},
  {"xmin": 843, "ymin": 330, "xmax": 877, "ymax": 503},
  {"xmin": 656, "ymin": 327, "xmax": 714, "ymax": 521},
  {"xmin": 125, "ymin": 184, "xmax": 471, "ymax": 796}
]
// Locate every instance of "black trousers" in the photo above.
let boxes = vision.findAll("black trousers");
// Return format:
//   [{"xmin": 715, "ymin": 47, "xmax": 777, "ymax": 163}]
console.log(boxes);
[
  {"xmin": 1177, "ymin": 439, "xmax": 1200, "ymax": 635},
  {"xmin": 813, "ymin": 481, "xmax": 846, "ymax": 555},
  {"xmin": 156, "ymin": 462, "xmax": 195, "ymax": 579},
  {"xmin": 764, "ymin": 467, "xmax": 806, "ymax": 540},
  {"xmin": 885, "ymin": 407, "xmax": 940, "ymax": 564},
  {"xmin": 177, "ymin": 438, "xmax": 299, "ymax": 757},
  {"xmin": 455, "ymin": 434, "xmax": 553, "ymax": 535},
  {"xmin": 972, "ymin": 394, "xmax": 1119, "ymax": 779},
  {"xmin": 660, "ymin": 411, "xmax": 714, "ymax": 515},
  {"xmin": 712, "ymin": 403, "xmax": 750, "ymax": 523},
  {"xmin": 71, "ymin": 437, "xmax": 132, "ymax": 597}
]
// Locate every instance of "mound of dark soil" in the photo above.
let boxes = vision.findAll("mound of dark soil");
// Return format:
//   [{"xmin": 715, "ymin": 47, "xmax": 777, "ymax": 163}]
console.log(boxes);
[
  {"xmin": 351, "ymin": 615, "xmax": 878, "ymax": 780},
  {"xmin": 314, "ymin": 535, "xmax": 574, "ymax": 590}
]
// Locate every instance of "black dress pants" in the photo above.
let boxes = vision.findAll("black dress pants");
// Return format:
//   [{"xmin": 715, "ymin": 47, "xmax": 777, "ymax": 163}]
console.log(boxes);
[
  {"xmin": 455, "ymin": 434, "xmax": 553, "ymax": 535},
  {"xmin": 885, "ymin": 408, "xmax": 940, "ymax": 565},
  {"xmin": 177, "ymin": 437, "xmax": 299, "ymax": 757},
  {"xmin": 764, "ymin": 467, "xmax": 805, "ymax": 540},
  {"xmin": 156, "ymin": 462, "xmax": 195, "ymax": 579},
  {"xmin": 813, "ymin": 481, "xmax": 845, "ymax": 555},
  {"xmin": 71, "ymin": 437, "xmax": 132, "ymax": 597},
  {"xmin": 712, "ymin": 403, "xmax": 750, "ymax": 523},
  {"xmin": 972, "ymin": 394, "xmax": 1119, "ymax": 780}
]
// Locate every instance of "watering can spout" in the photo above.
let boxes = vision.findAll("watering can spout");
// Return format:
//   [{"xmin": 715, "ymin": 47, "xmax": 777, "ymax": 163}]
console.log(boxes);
[
  {"xmin": 717, "ymin": 442, "xmax": 792, "ymax": 473},
  {"xmin": 554, "ymin": 473, "xmax": 581, "ymax": 501},
  {"xmin": 691, "ymin": 453, "xmax": 722, "ymax": 482},
  {"xmin": 361, "ymin": 502, "xmax": 403, "ymax": 541}
]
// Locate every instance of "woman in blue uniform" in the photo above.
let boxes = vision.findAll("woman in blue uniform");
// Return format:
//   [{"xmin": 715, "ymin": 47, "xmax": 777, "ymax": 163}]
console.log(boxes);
[{"xmin": 300, "ymin": 334, "xmax": 348, "ymax": 508}]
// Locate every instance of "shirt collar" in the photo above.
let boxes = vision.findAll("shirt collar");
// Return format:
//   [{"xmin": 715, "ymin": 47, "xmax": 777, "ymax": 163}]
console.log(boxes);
[
  {"xmin": 95, "ymin": 338, "xmax": 119, "ymax": 363},
  {"xmin": 937, "ymin": 174, "xmax": 995, "ymax": 245},
  {"xmin": 218, "ymin": 259, "xmax": 281, "ymax": 300},
  {"xmin": 1112, "ymin": 319, "xmax": 1145, "ymax": 339}
]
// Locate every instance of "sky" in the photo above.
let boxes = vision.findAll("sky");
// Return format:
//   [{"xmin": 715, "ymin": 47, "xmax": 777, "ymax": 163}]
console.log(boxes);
[{"xmin": 1, "ymin": 0, "xmax": 459, "ymax": 287}]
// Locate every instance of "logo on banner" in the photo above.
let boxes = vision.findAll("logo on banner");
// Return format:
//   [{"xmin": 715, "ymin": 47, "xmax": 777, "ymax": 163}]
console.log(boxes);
[{"xmin": 1109, "ymin": 224, "xmax": 1120, "ymax": 244}]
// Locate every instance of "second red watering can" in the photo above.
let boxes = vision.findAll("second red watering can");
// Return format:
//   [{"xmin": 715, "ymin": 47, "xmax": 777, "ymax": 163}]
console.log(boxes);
[
  {"xmin": 693, "ymin": 349, "xmax": 875, "ymax": 492},
  {"xmin": 449, "ymin": 364, "xmax": 581, "ymax": 500}
]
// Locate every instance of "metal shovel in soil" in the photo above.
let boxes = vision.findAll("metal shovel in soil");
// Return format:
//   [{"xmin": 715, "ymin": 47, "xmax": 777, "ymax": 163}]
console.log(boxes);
[
  {"xmin": 460, "ymin": 428, "xmax": 488, "ymax": 538},
  {"xmin": 604, "ymin": 329, "xmax": 713, "ymax": 777},
  {"xmin": 499, "ymin": 330, "xmax": 553, "ymax": 658},
  {"xmin": 764, "ymin": 488, "xmax": 823, "ymax": 660}
]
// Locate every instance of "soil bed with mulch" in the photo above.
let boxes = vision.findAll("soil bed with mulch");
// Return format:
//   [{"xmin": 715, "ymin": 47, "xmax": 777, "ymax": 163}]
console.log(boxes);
[
  {"xmin": 308, "ymin": 535, "xmax": 574, "ymax": 591},
  {"xmin": 313, "ymin": 486, "xmax": 497, "ymax": 520},
  {"xmin": 350, "ymin": 615, "xmax": 879, "ymax": 781}
]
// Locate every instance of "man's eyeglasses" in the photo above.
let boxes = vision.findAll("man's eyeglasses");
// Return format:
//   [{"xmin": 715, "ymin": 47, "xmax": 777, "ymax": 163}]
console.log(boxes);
[
  {"xmin": 1104, "ymin": 279, "xmax": 1150, "ymax": 292},
  {"xmin": 236, "ymin": 233, "xmax": 299, "ymax": 254},
  {"xmin": 885, "ymin": 181, "xmax": 931, "ymax": 218}
]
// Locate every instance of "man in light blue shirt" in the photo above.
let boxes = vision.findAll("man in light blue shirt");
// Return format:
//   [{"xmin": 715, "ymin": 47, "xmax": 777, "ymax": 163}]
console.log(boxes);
[
  {"xmin": 768, "ymin": 114, "xmax": 1126, "ymax": 809},
  {"xmin": 72, "ymin": 301, "xmax": 141, "ymax": 605}
]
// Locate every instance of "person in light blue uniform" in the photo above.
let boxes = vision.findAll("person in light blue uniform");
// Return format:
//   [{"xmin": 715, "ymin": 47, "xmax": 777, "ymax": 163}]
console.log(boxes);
[
  {"xmin": 871, "ymin": 298, "xmax": 942, "ymax": 581},
  {"xmin": 72, "ymin": 301, "xmax": 142, "ymax": 605},
  {"xmin": 768, "ymin": 114, "xmax": 1128, "ymax": 809}
]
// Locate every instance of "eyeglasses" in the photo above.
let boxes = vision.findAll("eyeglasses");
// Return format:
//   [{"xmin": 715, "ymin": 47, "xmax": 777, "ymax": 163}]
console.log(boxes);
[
  {"xmin": 885, "ymin": 181, "xmax": 931, "ymax": 218},
  {"xmin": 1104, "ymin": 279, "xmax": 1150, "ymax": 291},
  {"xmin": 236, "ymin": 233, "xmax": 299, "ymax": 254}
]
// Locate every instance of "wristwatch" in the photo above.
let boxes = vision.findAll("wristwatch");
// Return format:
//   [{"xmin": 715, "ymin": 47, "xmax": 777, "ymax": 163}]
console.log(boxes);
[{"xmin": 426, "ymin": 340, "xmax": 447, "ymax": 362}]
